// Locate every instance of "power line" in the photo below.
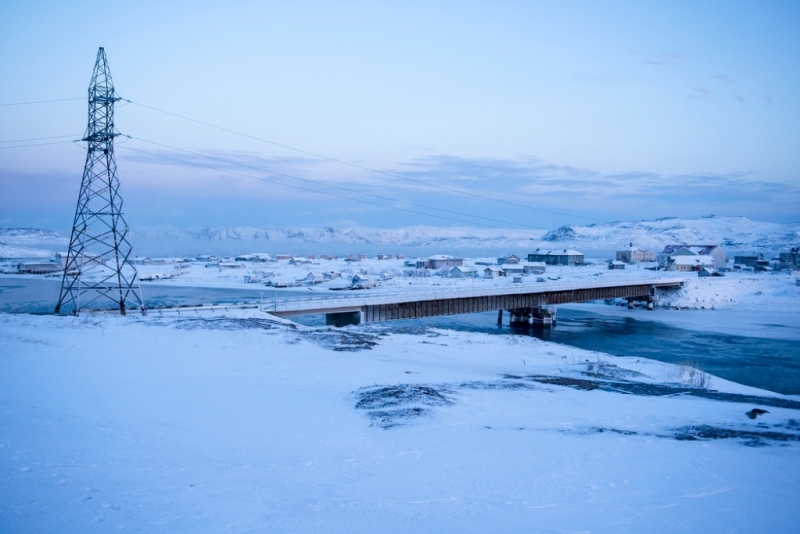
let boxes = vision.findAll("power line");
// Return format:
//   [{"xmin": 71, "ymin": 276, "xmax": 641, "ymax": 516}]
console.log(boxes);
[
  {"xmin": 0, "ymin": 97, "xmax": 84, "ymax": 107},
  {"xmin": 125, "ymin": 99, "xmax": 606, "ymax": 223},
  {"xmin": 0, "ymin": 140, "xmax": 78, "ymax": 150},
  {"xmin": 117, "ymin": 144, "xmax": 516, "ymax": 229},
  {"xmin": 0, "ymin": 134, "xmax": 80, "ymax": 143},
  {"xmin": 126, "ymin": 136, "xmax": 544, "ymax": 230}
]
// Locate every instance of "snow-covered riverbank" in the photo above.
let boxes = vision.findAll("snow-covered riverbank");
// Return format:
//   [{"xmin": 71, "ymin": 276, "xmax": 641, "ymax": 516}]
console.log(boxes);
[{"xmin": 1, "ymin": 310, "xmax": 798, "ymax": 532}]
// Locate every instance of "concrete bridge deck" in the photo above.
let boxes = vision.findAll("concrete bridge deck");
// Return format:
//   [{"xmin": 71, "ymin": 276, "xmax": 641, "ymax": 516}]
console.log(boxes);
[{"xmin": 266, "ymin": 277, "xmax": 685, "ymax": 325}]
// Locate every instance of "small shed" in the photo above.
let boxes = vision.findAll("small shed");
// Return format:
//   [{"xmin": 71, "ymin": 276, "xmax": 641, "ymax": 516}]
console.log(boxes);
[
  {"xmin": 698, "ymin": 267, "xmax": 723, "ymax": 277},
  {"xmin": 608, "ymin": 261, "xmax": 626, "ymax": 270}
]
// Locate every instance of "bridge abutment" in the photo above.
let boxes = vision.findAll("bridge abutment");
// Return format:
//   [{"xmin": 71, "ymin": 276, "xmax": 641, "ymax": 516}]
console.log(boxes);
[{"xmin": 326, "ymin": 310, "xmax": 363, "ymax": 327}]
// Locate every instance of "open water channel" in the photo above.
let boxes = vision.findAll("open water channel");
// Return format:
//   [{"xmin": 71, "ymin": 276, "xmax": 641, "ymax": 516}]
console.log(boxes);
[{"xmin": 2, "ymin": 277, "xmax": 799, "ymax": 395}]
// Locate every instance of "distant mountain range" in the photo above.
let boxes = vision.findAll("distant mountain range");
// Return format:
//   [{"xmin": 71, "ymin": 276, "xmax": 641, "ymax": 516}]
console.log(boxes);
[{"xmin": 2, "ymin": 216, "xmax": 798, "ymax": 259}]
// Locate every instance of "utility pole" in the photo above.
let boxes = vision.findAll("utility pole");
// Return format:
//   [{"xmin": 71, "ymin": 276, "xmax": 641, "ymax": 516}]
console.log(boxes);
[{"xmin": 55, "ymin": 48, "xmax": 145, "ymax": 315}]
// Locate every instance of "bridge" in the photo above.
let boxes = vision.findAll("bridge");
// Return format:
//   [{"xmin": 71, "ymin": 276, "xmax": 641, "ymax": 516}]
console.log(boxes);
[{"xmin": 264, "ymin": 277, "xmax": 685, "ymax": 326}]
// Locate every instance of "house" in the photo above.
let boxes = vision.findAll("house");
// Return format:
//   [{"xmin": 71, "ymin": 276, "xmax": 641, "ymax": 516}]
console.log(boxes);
[
  {"xmin": 428, "ymin": 255, "xmax": 463, "ymax": 269},
  {"xmin": 779, "ymin": 248, "xmax": 800, "ymax": 269},
  {"xmin": 305, "ymin": 272, "xmax": 325, "ymax": 284},
  {"xmin": 698, "ymin": 267, "xmax": 724, "ymax": 277},
  {"xmin": 275, "ymin": 254, "xmax": 293, "ymax": 261},
  {"xmin": 501, "ymin": 264, "xmax": 524, "ymax": 275},
  {"xmin": 235, "ymin": 253, "xmax": 272, "ymax": 262},
  {"xmin": 734, "ymin": 253, "xmax": 771, "ymax": 271},
  {"xmin": 449, "ymin": 265, "xmax": 477, "ymax": 278},
  {"xmin": 665, "ymin": 255, "xmax": 715, "ymax": 272},
  {"xmin": 351, "ymin": 274, "xmax": 375, "ymax": 289},
  {"xmin": 497, "ymin": 254, "xmax": 520, "ymax": 265},
  {"xmin": 17, "ymin": 261, "xmax": 61, "ymax": 274},
  {"xmin": 380, "ymin": 271, "xmax": 394, "ymax": 280},
  {"xmin": 522, "ymin": 262, "xmax": 546, "ymax": 274},
  {"xmin": 608, "ymin": 260, "xmax": 626, "ymax": 270},
  {"xmin": 657, "ymin": 245, "xmax": 727, "ymax": 270},
  {"xmin": 616, "ymin": 245, "xmax": 654, "ymax": 263},
  {"xmin": 483, "ymin": 267, "xmax": 505, "ymax": 278},
  {"xmin": 527, "ymin": 249, "xmax": 585, "ymax": 266}
]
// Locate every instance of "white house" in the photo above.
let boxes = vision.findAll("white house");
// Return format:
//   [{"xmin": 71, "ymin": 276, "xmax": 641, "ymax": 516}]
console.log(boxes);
[
  {"xmin": 616, "ymin": 246, "xmax": 655, "ymax": 263},
  {"xmin": 449, "ymin": 265, "xmax": 477, "ymax": 278},
  {"xmin": 657, "ymin": 245, "xmax": 727, "ymax": 270},
  {"xmin": 665, "ymin": 255, "xmax": 715, "ymax": 272},
  {"xmin": 483, "ymin": 267, "xmax": 505, "ymax": 278},
  {"xmin": 305, "ymin": 272, "xmax": 325, "ymax": 284},
  {"xmin": 501, "ymin": 264, "xmax": 524, "ymax": 275}
]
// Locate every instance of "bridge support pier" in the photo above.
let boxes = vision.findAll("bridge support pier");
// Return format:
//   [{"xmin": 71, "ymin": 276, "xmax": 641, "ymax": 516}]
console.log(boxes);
[
  {"xmin": 497, "ymin": 310, "xmax": 503, "ymax": 325},
  {"xmin": 508, "ymin": 307, "xmax": 556, "ymax": 328},
  {"xmin": 326, "ymin": 310, "xmax": 362, "ymax": 327},
  {"xmin": 627, "ymin": 295, "xmax": 655, "ymax": 310}
]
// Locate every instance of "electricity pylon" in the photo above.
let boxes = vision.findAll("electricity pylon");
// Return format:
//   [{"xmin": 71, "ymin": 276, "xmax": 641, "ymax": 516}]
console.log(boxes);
[{"xmin": 55, "ymin": 47, "xmax": 145, "ymax": 315}]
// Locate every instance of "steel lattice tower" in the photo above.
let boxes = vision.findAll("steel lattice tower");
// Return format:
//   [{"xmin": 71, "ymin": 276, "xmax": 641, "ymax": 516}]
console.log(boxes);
[{"xmin": 55, "ymin": 47, "xmax": 145, "ymax": 315}]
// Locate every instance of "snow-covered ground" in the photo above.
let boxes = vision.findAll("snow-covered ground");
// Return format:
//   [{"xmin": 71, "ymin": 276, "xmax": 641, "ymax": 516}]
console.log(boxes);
[{"xmin": 1, "ymin": 309, "xmax": 799, "ymax": 533}]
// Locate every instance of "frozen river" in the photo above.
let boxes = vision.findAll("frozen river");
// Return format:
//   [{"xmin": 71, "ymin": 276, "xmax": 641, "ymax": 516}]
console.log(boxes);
[{"xmin": 2, "ymin": 277, "xmax": 799, "ymax": 395}]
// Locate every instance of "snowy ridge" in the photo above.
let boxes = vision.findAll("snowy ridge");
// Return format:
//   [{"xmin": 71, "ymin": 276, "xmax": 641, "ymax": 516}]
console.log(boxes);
[
  {"xmin": 0, "ymin": 228, "xmax": 68, "ymax": 259},
  {"xmin": 538, "ymin": 215, "xmax": 800, "ymax": 251},
  {"xmin": 189, "ymin": 216, "xmax": 800, "ymax": 251},
  {"xmin": 192, "ymin": 225, "xmax": 546, "ymax": 247},
  {"xmin": 2, "ymin": 216, "xmax": 799, "ymax": 257}
]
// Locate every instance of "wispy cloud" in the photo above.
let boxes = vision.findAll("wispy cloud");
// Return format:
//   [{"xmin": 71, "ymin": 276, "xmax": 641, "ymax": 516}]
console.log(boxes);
[
  {"xmin": 688, "ymin": 86, "xmax": 714, "ymax": 99},
  {"xmin": 711, "ymin": 74, "xmax": 738, "ymax": 85}
]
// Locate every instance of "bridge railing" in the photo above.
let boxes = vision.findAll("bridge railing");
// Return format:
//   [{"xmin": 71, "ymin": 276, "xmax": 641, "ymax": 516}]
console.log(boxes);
[{"xmin": 266, "ymin": 277, "xmax": 685, "ymax": 314}]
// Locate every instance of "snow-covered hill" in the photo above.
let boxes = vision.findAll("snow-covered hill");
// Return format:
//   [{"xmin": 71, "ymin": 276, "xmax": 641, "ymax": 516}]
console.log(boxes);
[
  {"xmin": 0, "ymin": 228, "xmax": 68, "ymax": 259},
  {"xmin": 188, "ymin": 216, "xmax": 800, "ymax": 252},
  {"xmin": 3, "ymin": 216, "xmax": 798, "ymax": 259},
  {"xmin": 538, "ymin": 216, "xmax": 800, "ymax": 252}
]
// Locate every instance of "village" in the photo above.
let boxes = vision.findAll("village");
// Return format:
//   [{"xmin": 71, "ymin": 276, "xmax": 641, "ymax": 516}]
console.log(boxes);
[{"xmin": 4, "ymin": 243, "xmax": 800, "ymax": 295}]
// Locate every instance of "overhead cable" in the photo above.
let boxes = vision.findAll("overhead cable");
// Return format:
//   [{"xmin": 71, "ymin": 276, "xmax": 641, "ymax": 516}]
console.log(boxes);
[
  {"xmin": 124, "ymin": 99, "xmax": 605, "ymax": 223},
  {"xmin": 117, "ymin": 144, "xmax": 514, "ymax": 229},
  {"xmin": 127, "ymin": 136, "xmax": 543, "ymax": 230}
]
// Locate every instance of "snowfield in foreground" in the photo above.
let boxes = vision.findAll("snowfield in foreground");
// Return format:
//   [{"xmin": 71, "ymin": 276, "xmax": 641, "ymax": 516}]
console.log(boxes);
[{"xmin": 1, "ymin": 311, "xmax": 799, "ymax": 533}]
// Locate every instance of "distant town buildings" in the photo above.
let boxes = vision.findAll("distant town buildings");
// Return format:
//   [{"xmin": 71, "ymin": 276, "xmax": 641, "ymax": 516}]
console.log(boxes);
[
  {"xmin": 657, "ymin": 245, "xmax": 727, "ymax": 270},
  {"xmin": 426, "ymin": 255, "xmax": 464, "ymax": 269},
  {"xmin": 665, "ymin": 255, "xmax": 715, "ymax": 272},
  {"xmin": 615, "ymin": 245, "xmax": 654, "ymax": 263},
  {"xmin": 527, "ymin": 249, "xmax": 585, "ymax": 266},
  {"xmin": 497, "ymin": 254, "xmax": 520, "ymax": 265}
]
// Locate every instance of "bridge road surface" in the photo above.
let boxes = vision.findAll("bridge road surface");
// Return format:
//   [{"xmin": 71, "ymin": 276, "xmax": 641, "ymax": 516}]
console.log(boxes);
[{"xmin": 263, "ymin": 278, "xmax": 686, "ymax": 325}]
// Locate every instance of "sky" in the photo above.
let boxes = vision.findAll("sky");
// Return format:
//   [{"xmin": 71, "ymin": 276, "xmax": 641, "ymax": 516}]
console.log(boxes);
[{"xmin": 1, "ymin": 0, "xmax": 799, "ymax": 234}]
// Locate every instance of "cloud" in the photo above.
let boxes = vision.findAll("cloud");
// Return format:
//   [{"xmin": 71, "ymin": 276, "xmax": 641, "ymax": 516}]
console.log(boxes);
[
  {"xmin": 711, "ymin": 74, "xmax": 738, "ymax": 85},
  {"xmin": 388, "ymin": 154, "xmax": 800, "ymax": 224},
  {"xmin": 688, "ymin": 86, "xmax": 714, "ymax": 99}
]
